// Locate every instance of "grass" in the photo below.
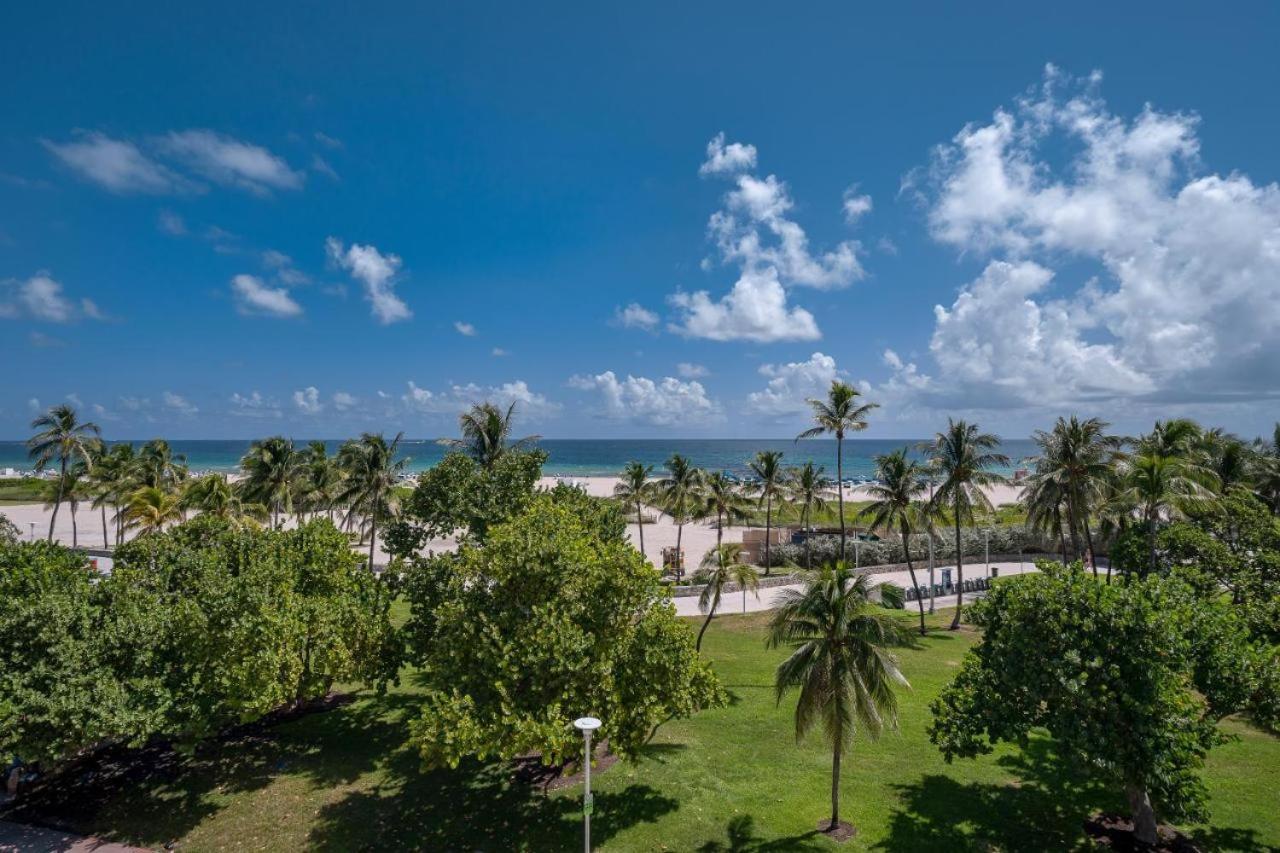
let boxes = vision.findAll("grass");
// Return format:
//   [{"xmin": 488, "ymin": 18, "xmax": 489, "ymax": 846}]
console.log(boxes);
[
  {"xmin": 0, "ymin": 478, "xmax": 44, "ymax": 505},
  {"xmin": 18, "ymin": 609, "xmax": 1280, "ymax": 852}
]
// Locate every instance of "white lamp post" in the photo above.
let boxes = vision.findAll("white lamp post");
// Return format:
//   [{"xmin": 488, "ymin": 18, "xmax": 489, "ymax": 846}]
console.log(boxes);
[{"xmin": 574, "ymin": 716, "xmax": 601, "ymax": 853}]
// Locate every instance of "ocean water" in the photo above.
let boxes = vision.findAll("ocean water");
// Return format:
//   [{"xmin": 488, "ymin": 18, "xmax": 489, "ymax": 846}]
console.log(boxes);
[{"xmin": 0, "ymin": 438, "xmax": 1038, "ymax": 480}]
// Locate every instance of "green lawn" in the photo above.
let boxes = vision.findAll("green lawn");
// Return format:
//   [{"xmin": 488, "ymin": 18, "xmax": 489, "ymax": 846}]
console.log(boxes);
[
  {"xmin": 0, "ymin": 478, "xmax": 44, "ymax": 505},
  {"xmin": 23, "ymin": 610, "xmax": 1280, "ymax": 852}
]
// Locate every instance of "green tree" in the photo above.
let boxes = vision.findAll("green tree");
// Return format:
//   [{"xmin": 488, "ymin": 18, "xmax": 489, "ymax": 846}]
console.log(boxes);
[
  {"xmin": 768, "ymin": 563, "xmax": 909, "ymax": 835},
  {"xmin": 749, "ymin": 450, "xmax": 785, "ymax": 576},
  {"xmin": 697, "ymin": 471, "xmax": 752, "ymax": 552},
  {"xmin": 658, "ymin": 453, "xmax": 703, "ymax": 581},
  {"xmin": 122, "ymin": 486, "xmax": 184, "ymax": 536},
  {"xmin": 135, "ymin": 438, "xmax": 188, "ymax": 491},
  {"xmin": 181, "ymin": 473, "xmax": 268, "ymax": 527},
  {"xmin": 1115, "ymin": 451, "xmax": 1217, "ymax": 577},
  {"xmin": 26, "ymin": 404, "xmax": 100, "ymax": 541},
  {"xmin": 301, "ymin": 440, "xmax": 344, "ymax": 523},
  {"xmin": 404, "ymin": 491, "xmax": 723, "ymax": 767},
  {"xmin": 42, "ymin": 465, "xmax": 87, "ymax": 548},
  {"xmin": 860, "ymin": 448, "xmax": 932, "ymax": 635},
  {"xmin": 438, "ymin": 401, "xmax": 539, "ymax": 468},
  {"xmin": 788, "ymin": 461, "xmax": 830, "ymax": 571},
  {"xmin": 336, "ymin": 432, "xmax": 408, "ymax": 570},
  {"xmin": 930, "ymin": 564, "xmax": 1280, "ymax": 846},
  {"xmin": 797, "ymin": 381, "xmax": 878, "ymax": 560},
  {"xmin": 695, "ymin": 543, "xmax": 759, "ymax": 651},
  {"xmin": 924, "ymin": 419, "xmax": 1008, "ymax": 629},
  {"xmin": 240, "ymin": 436, "xmax": 303, "ymax": 528},
  {"xmin": 615, "ymin": 461, "xmax": 654, "ymax": 562},
  {"xmin": 90, "ymin": 442, "xmax": 136, "ymax": 546}
]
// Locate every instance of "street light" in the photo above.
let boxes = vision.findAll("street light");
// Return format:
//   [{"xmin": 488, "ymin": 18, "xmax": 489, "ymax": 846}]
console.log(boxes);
[{"xmin": 574, "ymin": 716, "xmax": 602, "ymax": 853}]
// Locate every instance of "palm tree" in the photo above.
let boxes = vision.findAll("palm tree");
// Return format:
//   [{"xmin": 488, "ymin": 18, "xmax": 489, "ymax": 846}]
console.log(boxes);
[
  {"xmin": 1202, "ymin": 430, "xmax": 1254, "ymax": 494},
  {"xmin": 797, "ymin": 381, "xmax": 879, "ymax": 560},
  {"xmin": 749, "ymin": 450, "xmax": 786, "ymax": 576},
  {"xmin": 122, "ymin": 486, "xmax": 184, "ymax": 536},
  {"xmin": 301, "ymin": 440, "xmax": 343, "ymax": 523},
  {"xmin": 92, "ymin": 442, "xmax": 136, "ymax": 545},
  {"xmin": 924, "ymin": 419, "xmax": 1008, "ymax": 630},
  {"xmin": 1136, "ymin": 417, "xmax": 1203, "ymax": 458},
  {"xmin": 860, "ymin": 449, "xmax": 932, "ymax": 636},
  {"xmin": 789, "ymin": 462, "xmax": 831, "ymax": 571},
  {"xmin": 240, "ymin": 436, "xmax": 303, "ymax": 528},
  {"xmin": 1116, "ymin": 452, "xmax": 1217, "ymax": 577},
  {"xmin": 135, "ymin": 438, "xmax": 188, "ymax": 491},
  {"xmin": 438, "ymin": 401, "xmax": 539, "ymax": 468},
  {"xmin": 1026, "ymin": 416, "xmax": 1124, "ymax": 574},
  {"xmin": 181, "ymin": 473, "xmax": 269, "ymax": 527},
  {"xmin": 695, "ymin": 543, "xmax": 759, "ymax": 652},
  {"xmin": 767, "ymin": 563, "xmax": 909, "ymax": 835},
  {"xmin": 27, "ymin": 404, "xmax": 101, "ymax": 541},
  {"xmin": 615, "ymin": 461, "xmax": 654, "ymax": 562},
  {"xmin": 42, "ymin": 467, "xmax": 86, "ymax": 547},
  {"xmin": 697, "ymin": 471, "xmax": 753, "ymax": 552},
  {"xmin": 336, "ymin": 432, "xmax": 408, "ymax": 569},
  {"xmin": 658, "ymin": 454, "xmax": 703, "ymax": 581},
  {"xmin": 1021, "ymin": 470, "xmax": 1071, "ymax": 565}
]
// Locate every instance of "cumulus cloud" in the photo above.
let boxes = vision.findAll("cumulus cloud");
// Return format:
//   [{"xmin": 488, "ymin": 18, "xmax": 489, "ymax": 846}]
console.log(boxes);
[
  {"xmin": 614, "ymin": 303, "xmax": 659, "ymax": 331},
  {"xmin": 909, "ymin": 65, "xmax": 1280, "ymax": 408},
  {"xmin": 326, "ymin": 237, "xmax": 411, "ymax": 324},
  {"xmin": 746, "ymin": 351, "xmax": 845, "ymax": 417},
  {"xmin": 670, "ymin": 135, "xmax": 869, "ymax": 342},
  {"xmin": 401, "ymin": 379, "xmax": 558, "ymax": 418},
  {"xmin": 162, "ymin": 391, "xmax": 198, "ymax": 417},
  {"xmin": 332, "ymin": 391, "xmax": 357, "ymax": 411},
  {"xmin": 676, "ymin": 362, "xmax": 708, "ymax": 378},
  {"xmin": 842, "ymin": 188, "xmax": 873, "ymax": 223},
  {"xmin": 454, "ymin": 321, "xmax": 477, "ymax": 336},
  {"xmin": 699, "ymin": 132, "xmax": 758, "ymax": 176},
  {"xmin": 43, "ymin": 132, "xmax": 186, "ymax": 194},
  {"xmin": 293, "ymin": 386, "xmax": 323, "ymax": 414},
  {"xmin": 1, "ymin": 274, "xmax": 105, "ymax": 323},
  {"xmin": 569, "ymin": 371, "xmax": 721, "ymax": 426},
  {"xmin": 157, "ymin": 130, "xmax": 303, "ymax": 195},
  {"xmin": 229, "ymin": 391, "xmax": 282, "ymax": 418},
  {"xmin": 230, "ymin": 274, "xmax": 303, "ymax": 318}
]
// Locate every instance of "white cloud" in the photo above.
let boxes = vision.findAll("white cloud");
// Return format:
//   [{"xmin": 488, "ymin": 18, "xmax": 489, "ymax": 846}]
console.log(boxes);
[
  {"xmin": 27, "ymin": 398, "xmax": 40, "ymax": 412},
  {"xmin": 454, "ymin": 320, "xmax": 477, "ymax": 336},
  {"xmin": 332, "ymin": 391, "xmax": 357, "ymax": 411},
  {"xmin": 746, "ymin": 351, "xmax": 845, "ymax": 417},
  {"xmin": 43, "ymin": 132, "xmax": 185, "ymax": 194},
  {"xmin": 66, "ymin": 393, "xmax": 84, "ymax": 408},
  {"xmin": 670, "ymin": 135, "xmax": 870, "ymax": 342},
  {"xmin": 842, "ymin": 188, "xmax": 873, "ymax": 223},
  {"xmin": 615, "ymin": 303, "xmax": 659, "ymax": 331},
  {"xmin": 668, "ymin": 268, "xmax": 820, "ymax": 342},
  {"xmin": 912, "ymin": 65, "xmax": 1280, "ymax": 407},
  {"xmin": 261, "ymin": 250, "xmax": 309, "ymax": 286},
  {"xmin": 676, "ymin": 362, "xmax": 708, "ymax": 378},
  {"xmin": 163, "ymin": 391, "xmax": 198, "ymax": 417},
  {"xmin": 325, "ymin": 237, "xmax": 411, "ymax": 324},
  {"xmin": 230, "ymin": 274, "xmax": 302, "ymax": 318},
  {"xmin": 157, "ymin": 130, "xmax": 303, "ymax": 195},
  {"xmin": 401, "ymin": 379, "xmax": 558, "ymax": 418},
  {"xmin": 699, "ymin": 132, "xmax": 758, "ymax": 176},
  {"xmin": 569, "ymin": 371, "xmax": 721, "ymax": 426},
  {"xmin": 229, "ymin": 391, "xmax": 282, "ymax": 418},
  {"xmin": 157, "ymin": 209, "xmax": 187, "ymax": 235},
  {"xmin": 28, "ymin": 331, "xmax": 64, "ymax": 348},
  {"xmin": 293, "ymin": 386, "xmax": 323, "ymax": 414},
  {"xmin": 1, "ymin": 274, "xmax": 104, "ymax": 324},
  {"xmin": 311, "ymin": 154, "xmax": 340, "ymax": 181},
  {"xmin": 118, "ymin": 396, "xmax": 151, "ymax": 412},
  {"xmin": 491, "ymin": 347, "xmax": 509, "ymax": 357}
]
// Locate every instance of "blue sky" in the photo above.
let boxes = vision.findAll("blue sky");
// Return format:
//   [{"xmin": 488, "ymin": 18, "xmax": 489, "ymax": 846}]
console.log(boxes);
[{"xmin": 3, "ymin": 2, "xmax": 1280, "ymax": 439}]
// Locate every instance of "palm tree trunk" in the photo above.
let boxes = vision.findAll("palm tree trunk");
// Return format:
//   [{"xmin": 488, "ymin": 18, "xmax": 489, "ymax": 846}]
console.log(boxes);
[
  {"xmin": 100, "ymin": 504, "xmax": 108, "ymax": 548},
  {"xmin": 836, "ymin": 436, "xmax": 846, "ymax": 561},
  {"xmin": 949, "ymin": 511, "xmax": 963, "ymax": 630},
  {"xmin": 368, "ymin": 515, "xmax": 377, "ymax": 572},
  {"xmin": 636, "ymin": 499, "xmax": 645, "ymax": 561},
  {"xmin": 1083, "ymin": 515, "xmax": 1098, "ymax": 576},
  {"xmin": 1066, "ymin": 493, "xmax": 1082, "ymax": 562},
  {"xmin": 764, "ymin": 494, "xmax": 772, "ymax": 576},
  {"xmin": 830, "ymin": 727, "xmax": 842, "ymax": 830},
  {"xmin": 903, "ymin": 522, "xmax": 926, "ymax": 636},
  {"xmin": 676, "ymin": 520, "xmax": 685, "ymax": 582},
  {"xmin": 47, "ymin": 457, "xmax": 67, "ymax": 541},
  {"xmin": 1147, "ymin": 512, "xmax": 1157, "ymax": 579},
  {"xmin": 803, "ymin": 505, "xmax": 812, "ymax": 570},
  {"xmin": 716, "ymin": 509, "xmax": 724, "ymax": 548},
  {"xmin": 695, "ymin": 598, "xmax": 718, "ymax": 652},
  {"xmin": 71, "ymin": 501, "xmax": 78, "ymax": 547}
]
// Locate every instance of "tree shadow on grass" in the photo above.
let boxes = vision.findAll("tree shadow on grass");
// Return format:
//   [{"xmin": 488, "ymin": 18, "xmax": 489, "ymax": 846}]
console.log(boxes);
[
  {"xmin": 695, "ymin": 814, "xmax": 826, "ymax": 852},
  {"xmin": 871, "ymin": 735, "xmax": 1120, "ymax": 852}
]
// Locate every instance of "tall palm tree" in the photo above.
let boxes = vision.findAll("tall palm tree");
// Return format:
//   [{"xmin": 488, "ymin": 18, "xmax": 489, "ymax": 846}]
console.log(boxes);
[
  {"xmin": 860, "ymin": 449, "xmax": 932, "ymax": 636},
  {"xmin": 924, "ymin": 419, "xmax": 1008, "ymax": 630},
  {"xmin": 1026, "ymin": 416, "xmax": 1124, "ymax": 575},
  {"xmin": 438, "ymin": 401, "xmax": 539, "ymax": 468},
  {"xmin": 750, "ymin": 450, "xmax": 786, "ymax": 576},
  {"xmin": 81, "ymin": 438, "xmax": 112, "ymax": 548},
  {"xmin": 788, "ymin": 462, "xmax": 830, "ymax": 571},
  {"xmin": 42, "ymin": 467, "xmax": 87, "ymax": 547},
  {"xmin": 767, "ymin": 563, "xmax": 909, "ymax": 835},
  {"xmin": 1136, "ymin": 418, "xmax": 1203, "ymax": 458},
  {"xmin": 301, "ymin": 440, "xmax": 343, "ymax": 523},
  {"xmin": 93, "ymin": 442, "xmax": 137, "ymax": 546},
  {"xmin": 122, "ymin": 486, "xmax": 184, "ymax": 537},
  {"xmin": 615, "ymin": 461, "xmax": 654, "ymax": 563},
  {"xmin": 1202, "ymin": 430, "xmax": 1254, "ymax": 495},
  {"xmin": 697, "ymin": 471, "xmax": 752, "ymax": 552},
  {"xmin": 1022, "ymin": 471, "xmax": 1071, "ymax": 565},
  {"xmin": 135, "ymin": 438, "xmax": 188, "ymax": 491},
  {"xmin": 658, "ymin": 454, "xmax": 703, "ymax": 581},
  {"xmin": 27, "ymin": 404, "xmax": 101, "ymax": 541},
  {"xmin": 240, "ymin": 436, "xmax": 303, "ymax": 528},
  {"xmin": 797, "ymin": 381, "xmax": 879, "ymax": 560},
  {"xmin": 181, "ymin": 473, "xmax": 269, "ymax": 527},
  {"xmin": 337, "ymin": 432, "xmax": 408, "ymax": 569},
  {"xmin": 1116, "ymin": 452, "xmax": 1217, "ymax": 577},
  {"xmin": 695, "ymin": 543, "xmax": 759, "ymax": 652}
]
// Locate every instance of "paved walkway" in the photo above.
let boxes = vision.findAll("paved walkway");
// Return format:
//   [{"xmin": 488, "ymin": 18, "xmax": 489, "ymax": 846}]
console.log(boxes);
[
  {"xmin": 673, "ymin": 560, "xmax": 1044, "ymax": 617},
  {"xmin": 0, "ymin": 821, "xmax": 146, "ymax": 853}
]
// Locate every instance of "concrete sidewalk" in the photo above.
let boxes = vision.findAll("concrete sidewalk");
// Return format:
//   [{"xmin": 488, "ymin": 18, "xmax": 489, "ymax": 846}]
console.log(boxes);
[{"xmin": 0, "ymin": 821, "xmax": 147, "ymax": 853}]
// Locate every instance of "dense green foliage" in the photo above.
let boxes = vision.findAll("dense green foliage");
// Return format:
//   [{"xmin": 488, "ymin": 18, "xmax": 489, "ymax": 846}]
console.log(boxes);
[
  {"xmin": 930, "ymin": 563, "xmax": 1280, "ymax": 842},
  {"xmin": 402, "ymin": 487, "xmax": 723, "ymax": 768},
  {"xmin": 0, "ymin": 518, "xmax": 398, "ymax": 769}
]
